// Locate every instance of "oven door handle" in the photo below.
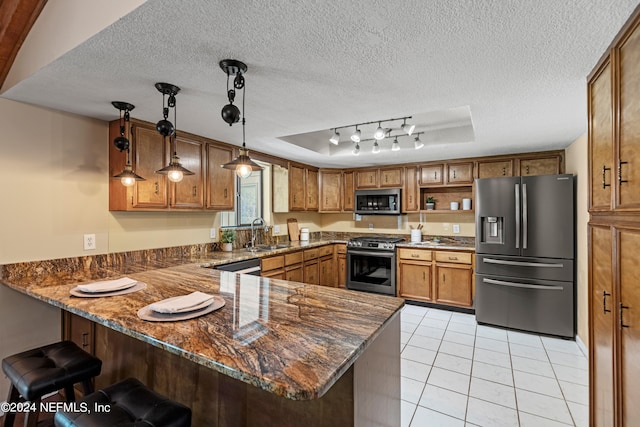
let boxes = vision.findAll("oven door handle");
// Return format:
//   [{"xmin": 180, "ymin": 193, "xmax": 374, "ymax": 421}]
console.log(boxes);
[{"xmin": 348, "ymin": 250, "xmax": 395, "ymax": 258}]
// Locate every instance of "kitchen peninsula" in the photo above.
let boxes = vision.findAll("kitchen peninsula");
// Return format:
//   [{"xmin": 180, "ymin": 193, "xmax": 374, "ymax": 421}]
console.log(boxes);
[{"xmin": 0, "ymin": 244, "xmax": 403, "ymax": 426}]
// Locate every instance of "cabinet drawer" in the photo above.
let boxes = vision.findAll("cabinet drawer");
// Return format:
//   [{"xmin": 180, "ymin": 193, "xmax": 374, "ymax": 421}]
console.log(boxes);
[
  {"xmin": 304, "ymin": 248, "xmax": 319, "ymax": 260},
  {"xmin": 398, "ymin": 248, "xmax": 432, "ymax": 261},
  {"xmin": 262, "ymin": 255, "xmax": 284, "ymax": 271},
  {"xmin": 284, "ymin": 251, "xmax": 303, "ymax": 266},
  {"xmin": 335, "ymin": 244, "xmax": 347, "ymax": 254},
  {"xmin": 319, "ymin": 245, "xmax": 334, "ymax": 257},
  {"xmin": 435, "ymin": 251, "xmax": 472, "ymax": 264}
]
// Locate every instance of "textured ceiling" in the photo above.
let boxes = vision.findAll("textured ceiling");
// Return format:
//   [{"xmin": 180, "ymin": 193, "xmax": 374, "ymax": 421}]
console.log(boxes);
[{"xmin": 2, "ymin": 0, "xmax": 639, "ymax": 167}]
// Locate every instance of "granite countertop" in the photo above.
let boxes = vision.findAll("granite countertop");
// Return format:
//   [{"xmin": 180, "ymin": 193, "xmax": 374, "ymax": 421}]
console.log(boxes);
[{"xmin": 1, "ymin": 248, "xmax": 403, "ymax": 401}]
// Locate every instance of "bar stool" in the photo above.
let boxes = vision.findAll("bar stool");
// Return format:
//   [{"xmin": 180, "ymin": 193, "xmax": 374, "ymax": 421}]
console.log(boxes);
[
  {"xmin": 53, "ymin": 377, "xmax": 192, "ymax": 427},
  {"xmin": 2, "ymin": 340, "xmax": 102, "ymax": 427}
]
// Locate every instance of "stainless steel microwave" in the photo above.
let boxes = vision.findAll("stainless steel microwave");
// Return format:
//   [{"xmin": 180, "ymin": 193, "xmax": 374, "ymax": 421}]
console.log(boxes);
[{"xmin": 354, "ymin": 189, "xmax": 402, "ymax": 215}]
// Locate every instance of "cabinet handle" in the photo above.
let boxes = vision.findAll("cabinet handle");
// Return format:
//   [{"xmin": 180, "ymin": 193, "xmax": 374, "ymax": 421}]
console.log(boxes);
[
  {"xmin": 294, "ymin": 195, "xmax": 297, "ymax": 203},
  {"xmin": 409, "ymin": 195, "xmax": 412, "ymax": 203},
  {"xmin": 603, "ymin": 291, "xmax": 611, "ymax": 313},
  {"xmin": 385, "ymin": 175, "xmax": 388, "ymax": 183},
  {"xmin": 453, "ymin": 170, "xmax": 456, "ymax": 179},
  {"xmin": 434, "ymin": 171, "xmax": 437, "ymax": 179},
  {"xmin": 502, "ymin": 167, "xmax": 506, "ymax": 176},
  {"xmin": 325, "ymin": 197, "xmax": 328, "ymax": 204},
  {"xmin": 370, "ymin": 176, "xmax": 373, "ymax": 183},
  {"xmin": 154, "ymin": 182, "xmax": 159, "ymax": 195},
  {"xmin": 442, "ymin": 273, "xmax": 446, "ymax": 283},
  {"xmin": 224, "ymin": 188, "xmax": 228, "ymax": 198},
  {"xmin": 602, "ymin": 165, "xmax": 611, "ymax": 188},
  {"xmin": 526, "ymin": 166, "xmax": 530, "ymax": 175},
  {"xmin": 618, "ymin": 161, "xmax": 628, "ymax": 185},
  {"xmin": 411, "ymin": 253, "xmax": 420, "ymax": 258},
  {"xmin": 620, "ymin": 303, "xmax": 630, "ymax": 328},
  {"xmin": 81, "ymin": 332, "xmax": 89, "ymax": 348},
  {"xmin": 422, "ymin": 271, "xmax": 426, "ymax": 281},
  {"xmin": 192, "ymin": 186, "xmax": 197, "ymax": 197},
  {"xmin": 448, "ymin": 256, "xmax": 458, "ymax": 261}
]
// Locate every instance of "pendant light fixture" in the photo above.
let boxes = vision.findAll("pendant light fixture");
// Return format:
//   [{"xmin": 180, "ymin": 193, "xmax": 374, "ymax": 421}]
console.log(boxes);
[
  {"xmin": 154, "ymin": 82, "xmax": 194, "ymax": 183},
  {"xmin": 391, "ymin": 136, "xmax": 400, "ymax": 151},
  {"xmin": 219, "ymin": 59, "xmax": 262, "ymax": 178},
  {"xmin": 401, "ymin": 118, "xmax": 415, "ymax": 135},
  {"xmin": 111, "ymin": 101, "xmax": 145, "ymax": 187}
]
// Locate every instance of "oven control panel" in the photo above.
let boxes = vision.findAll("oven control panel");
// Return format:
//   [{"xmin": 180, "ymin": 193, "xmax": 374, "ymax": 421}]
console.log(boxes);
[{"xmin": 347, "ymin": 241, "xmax": 397, "ymax": 250}]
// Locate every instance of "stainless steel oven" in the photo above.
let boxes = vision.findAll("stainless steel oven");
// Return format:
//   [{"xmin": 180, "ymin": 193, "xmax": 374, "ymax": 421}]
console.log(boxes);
[{"xmin": 346, "ymin": 236, "xmax": 403, "ymax": 296}]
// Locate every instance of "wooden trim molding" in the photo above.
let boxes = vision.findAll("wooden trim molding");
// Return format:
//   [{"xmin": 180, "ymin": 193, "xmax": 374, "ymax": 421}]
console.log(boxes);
[{"xmin": 0, "ymin": 0, "xmax": 48, "ymax": 88}]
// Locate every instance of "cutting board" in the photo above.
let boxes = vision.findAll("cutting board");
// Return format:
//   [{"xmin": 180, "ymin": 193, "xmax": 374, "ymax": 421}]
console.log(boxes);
[{"xmin": 287, "ymin": 218, "xmax": 299, "ymax": 241}]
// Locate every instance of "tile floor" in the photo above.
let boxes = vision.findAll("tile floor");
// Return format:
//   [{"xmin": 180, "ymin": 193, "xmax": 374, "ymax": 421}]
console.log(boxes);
[{"xmin": 400, "ymin": 304, "xmax": 589, "ymax": 427}]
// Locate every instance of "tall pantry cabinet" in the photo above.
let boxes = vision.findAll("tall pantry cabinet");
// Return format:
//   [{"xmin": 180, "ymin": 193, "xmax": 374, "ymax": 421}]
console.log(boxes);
[{"xmin": 588, "ymin": 5, "xmax": 640, "ymax": 426}]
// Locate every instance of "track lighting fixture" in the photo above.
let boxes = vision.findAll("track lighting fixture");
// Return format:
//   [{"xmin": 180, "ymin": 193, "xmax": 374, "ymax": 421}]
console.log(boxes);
[
  {"xmin": 352, "ymin": 143, "xmax": 360, "ymax": 155},
  {"xmin": 391, "ymin": 136, "xmax": 400, "ymax": 151},
  {"xmin": 372, "ymin": 141, "xmax": 381, "ymax": 154},
  {"xmin": 219, "ymin": 59, "xmax": 262, "ymax": 178},
  {"xmin": 154, "ymin": 82, "xmax": 194, "ymax": 183},
  {"xmin": 401, "ymin": 118, "xmax": 415, "ymax": 136},
  {"xmin": 111, "ymin": 101, "xmax": 145, "ymax": 187},
  {"xmin": 329, "ymin": 129, "xmax": 340, "ymax": 145},
  {"xmin": 351, "ymin": 126, "xmax": 361, "ymax": 143},
  {"xmin": 373, "ymin": 122, "xmax": 385, "ymax": 141},
  {"xmin": 414, "ymin": 134, "xmax": 424, "ymax": 149}
]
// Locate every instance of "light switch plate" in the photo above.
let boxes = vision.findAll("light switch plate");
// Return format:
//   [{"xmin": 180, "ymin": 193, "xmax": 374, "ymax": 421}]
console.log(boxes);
[
  {"xmin": 273, "ymin": 225, "xmax": 281, "ymax": 234},
  {"xmin": 210, "ymin": 228, "xmax": 216, "ymax": 239},
  {"xmin": 453, "ymin": 224, "xmax": 460, "ymax": 234}
]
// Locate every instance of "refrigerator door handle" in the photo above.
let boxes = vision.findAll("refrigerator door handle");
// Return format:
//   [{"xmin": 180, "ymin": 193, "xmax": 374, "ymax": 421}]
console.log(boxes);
[
  {"xmin": 483, "ymin": 277, "xmax": 564, "ymax": 291},
  {"xmin": 482, "ymin": 258, "xmax": 564, "ymax": 268},
  {"xmin": 523, "ymin": 183, "xmax": 528, "ymax": 249},
  {"xmin": 515, "ymin": 183, "xmax": 520, "ymax": 249}
]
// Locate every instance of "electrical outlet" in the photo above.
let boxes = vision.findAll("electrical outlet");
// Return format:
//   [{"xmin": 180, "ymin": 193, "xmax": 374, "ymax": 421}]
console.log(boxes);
[
  {"xmin": 210, "ymin": 228, "xmax": 217, "ymax": 239},
  {"xmin": 83, "ymin": 234, "xmax": 96, "ymax": 250},
  {"xmin": 369, "ymin": 223, "xmax": 374, "ymax": 230},
  {"xmin": 453, "ymin": 224, "xmax": 460, "ymax": 234},
  {"xmin": 273, "ymin": 225, "xmax": 281, "ymax": 234}
]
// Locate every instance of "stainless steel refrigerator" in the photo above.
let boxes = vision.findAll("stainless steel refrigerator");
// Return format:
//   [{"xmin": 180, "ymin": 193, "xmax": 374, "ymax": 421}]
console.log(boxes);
[{"xmin": 475, "ymin": 174, "xmax": 575, "ymax": 338}]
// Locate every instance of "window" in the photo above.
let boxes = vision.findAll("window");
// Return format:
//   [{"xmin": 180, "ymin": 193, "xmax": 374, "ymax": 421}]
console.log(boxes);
[{"xmin": 236, "ymin": 170, "xmax": 262, "ymax": 226}]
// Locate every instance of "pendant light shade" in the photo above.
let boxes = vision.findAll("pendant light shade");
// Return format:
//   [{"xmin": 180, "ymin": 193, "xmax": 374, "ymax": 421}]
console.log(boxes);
[
  {"xmin": 154, "ymin": 83, "xmax": 194, "ymax": 183},
  {"xmin": 111, "ymin": 101, "xmax": 145, "ymax": 187},
  {"xmin": 219, "ymin": 59, "xmax": 262, "ymax": 178},
  {"xmin": 329, "ymin": 129, "xmax": 340, "ymax": 145}
]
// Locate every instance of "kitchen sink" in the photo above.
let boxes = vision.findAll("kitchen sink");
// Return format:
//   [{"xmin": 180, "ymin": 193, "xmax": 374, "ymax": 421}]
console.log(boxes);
[{"xmin": 247, "ymin": 244, "xmax": 291, "ymax": 253}]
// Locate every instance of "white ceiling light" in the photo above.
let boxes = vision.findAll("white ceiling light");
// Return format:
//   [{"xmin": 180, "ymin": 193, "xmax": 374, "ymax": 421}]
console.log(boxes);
[
  {"xmin": 373, "ymin": 122, "xmax": 385, "ymax": 141},
  {"xmin": 329, "ymin": 129, "xmax": 340, "ymax": 145},
  {"xmin": 372, "ymin": 141, "xmax": 381, "ymax": 154},
  {"xmin": 352, "ymin": 143, "xmax": 360, "ymax": 155},
  {"xmin": 401, "ymin": 118, "xmax": 415, "ymax": 135},
  {"xmin": 391, "ymin": 137, "xmax": 400, "ymax": 151},
  {"xmin": 351, "ymin": 127, "xmax": 361, "ymax": 143},
  {"xmin": 414, "ymin": 134, "xmax": 424, "ymax": 149}
]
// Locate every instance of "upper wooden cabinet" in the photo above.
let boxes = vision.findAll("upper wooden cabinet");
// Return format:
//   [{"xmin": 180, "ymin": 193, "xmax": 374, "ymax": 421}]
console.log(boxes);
[
  {"xmin": 402, "ymin": 166, "xmax": 419, "ymax": 212},
  {"xmin": 343, "ymin": 171, "xmax": 355, "ymax": 211},
  {"xmin": 446, "ymin": 162, "xmax": 474, "ymax": 184},
  {"xmin": 171, "ymin": 136, "xmax": 205, "ymax": 209},
  {"xmin": 518, "ymin": 155, "xmax": 562, "ymax": 177},
  {"xmin": 476, "ymin": 159, "xmax": 514, "ymax": 179},
  {"xmin": 205, "ymin": 143, "xmax": 235, "ymax": 211},
  {"xmin": 319, "ymin": 170, "xmax": 342, "ymax": 212},
  {"xmin": 289, "ymin": 163, "xmax": 318, "ymax": 211},
  {"xmin": 419, "ymin": 164, "xmax": 444, "ymax": 186},
  {"xmin": 355, "ymin": 167, "xmax": 402, "ymax": 189},
  {"xmin": 419, "ymin": 162, "xmax": 473, "ymax": 187}
]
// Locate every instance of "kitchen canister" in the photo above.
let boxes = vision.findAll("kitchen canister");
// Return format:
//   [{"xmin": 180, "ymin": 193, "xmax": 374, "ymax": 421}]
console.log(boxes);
[
  {"xmin": 462, "ymin": 198, "xmax": 472, "ymax": 210},
  {"xmin": 410, "ymin": 229, "xmax": 422, "ymax": 243},
  {"xmin": 300, "ymin": 227, "xmax": 310, "ymax": 241},
  {"xmin": 450, "ymin": 202, "xmax": 459, "ymax": 210}
]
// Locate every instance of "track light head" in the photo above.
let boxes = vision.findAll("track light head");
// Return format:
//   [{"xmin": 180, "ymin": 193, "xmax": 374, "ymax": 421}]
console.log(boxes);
[
  {"xmin": 372, "ymin": 141, "xmax": 381, "ymax": 154},
  {"xmin": 329, "ymin": 130, "xmax": 340, "ymax": 145},
  {"xmin": 401, "ymin": 119, "xmax": 415, "ymax": 135},
  {"xmin": 351, "ymin": 127, "xmax": 361, "ymax": 143},
  {"xmin": 352, "ymin": 143, "xmax": 360, "ymax": 155},
  {"xmin": 414, "ymin": 134, "xmax": 424, "ymax": 149},
  {"xmin": 392, "ymin": 137, "xmax": 400, "ymax": 151},
  {"xmin": 373, "ymin": 123, "xmax": 385, "ymax": 141}
]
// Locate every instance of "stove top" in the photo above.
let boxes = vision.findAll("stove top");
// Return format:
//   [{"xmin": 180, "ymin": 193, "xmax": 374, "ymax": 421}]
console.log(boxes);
[{"xmin": 347, "ymin": 236, "xmax": 405, "ymax": 250}]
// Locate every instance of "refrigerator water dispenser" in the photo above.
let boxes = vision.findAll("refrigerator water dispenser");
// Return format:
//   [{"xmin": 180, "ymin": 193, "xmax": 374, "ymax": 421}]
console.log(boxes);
[{"xmin": 481, "ymin": 216, "xmax": 503, "ymax": 244}]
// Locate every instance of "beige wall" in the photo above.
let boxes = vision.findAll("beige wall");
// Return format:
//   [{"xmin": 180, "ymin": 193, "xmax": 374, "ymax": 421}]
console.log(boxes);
[{"xmin": 565, "ymin": 133, "xmax": 588, "ymax": 347}]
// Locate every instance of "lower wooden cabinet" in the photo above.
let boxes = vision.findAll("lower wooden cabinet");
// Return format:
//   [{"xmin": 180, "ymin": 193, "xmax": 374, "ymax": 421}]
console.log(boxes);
[
  {"xmin": 261, "ymin": 245, "xmax": 340, "ymax": 287},
  {"xmin": 261, "ymin": 255, "xmax": 285, "ymax": 279},
  {"xmin": 318, "ymin": 245, "xmax": 336, "ymax": 287},
  {"xmin": 336, "ymin": 244, "xmax": 347, "ymax": 288},
  {"xmin": 63, "ymin": 311, "xmax": 95, "ymax": 355},
  {"xmin": 397, "ymin": 248, "xmax": 474, "ymax": 308},
  {"xmin": 284, "ymin": 251, "xmax": 303, "ymax": 282}
]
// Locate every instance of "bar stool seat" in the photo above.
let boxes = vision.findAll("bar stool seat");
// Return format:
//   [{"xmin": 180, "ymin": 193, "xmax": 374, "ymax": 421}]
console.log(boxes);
[
  {"xmin": 2, "ymin": 340, "xmax": 102, "ymax": 427},
  {"xmin": 53, "ymin": 378, "xmax": 192, "ymax": 427}
]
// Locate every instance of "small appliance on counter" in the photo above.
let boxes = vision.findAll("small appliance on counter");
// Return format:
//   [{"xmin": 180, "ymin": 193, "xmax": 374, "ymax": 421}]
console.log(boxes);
[
  {"xmin": 300, "ymin": 227, "xmax": 309, "ymax": 241},
  {"xmin": 346, "ymin": 236, "xmax": 404, "ymax": 295}
]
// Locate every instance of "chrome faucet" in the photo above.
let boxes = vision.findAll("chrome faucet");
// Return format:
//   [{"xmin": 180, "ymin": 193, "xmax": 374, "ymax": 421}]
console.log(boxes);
[{"xmin": 251, "ymin": 217, "xmax": 266, "ymax": 249}]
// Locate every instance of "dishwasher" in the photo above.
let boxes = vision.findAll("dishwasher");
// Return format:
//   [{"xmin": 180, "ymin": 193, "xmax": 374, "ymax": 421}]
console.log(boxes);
[{"xmin": 214, "ymin": 258, "xmax": 261, "ymax": 275}]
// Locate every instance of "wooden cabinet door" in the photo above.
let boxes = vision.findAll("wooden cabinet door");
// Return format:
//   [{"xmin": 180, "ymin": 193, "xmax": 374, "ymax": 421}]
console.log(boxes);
[
  {"xmin": 131, "ymin": 125, "xmax": 168, "ymax": 208},
  {"xmin": 342, "ymin": 171, "xmax": 355, "ymax": 211},
  {"xmin": 477, "ymin": 159, "xmax": 514, "ymax": 179},
  {"xmin": 446, "ymin": 162, "xmax": 474, "ymax": 184},
  {"xmin": 306, "ymin": 169, "xmax": 319, "ymax": 211},
  {"xmin": 319, "ymin": 256, "xmax": 335, "ymax": 287},
  {"xmin": 285, "ymin": 265, "xmax": 303, "ymax": 282},
  {"xmin": 398, "ymin": 261, "xmax": 432, "ymax": 301},
  {"xmin": 289, "ymin": 164, "xmax": 306, "ymax": 211},
  {"xmin": 356, "ymin": 169, "xmax": 378, "ymax": 188},
  {"xmin": 63, "ymin": 312, "xmax": 95, "ymax": 355},
  {"xmin": 403, "ymin": 166, "xmax": 419, "ymax": 212},
  {"xmin": 379, "ymin": 167, "xmax": 403, "ymax": 188},
  {"xmin": 589, "ymin": 60, "xmax": 614, "ymax": 212},
  {"xmin": 419, "ymin": 164, "xmax": 444, "ymax": 186},
  {"xmin": 518, "ymin": 156, "xmax": 561, "ymax": 176},
  {"xmin": 617, "ymin": 26, "xmax": 640, "ymax": 211},
  {"xmin": 589, "ymin": 225, "xmax": 615, "ymax": 427},
  {"xmin": 171, "ymin": 136, "xmax": 205, "ymax": 209},
  {"xmin": 304, "ymin": 260, "xmax": 319, "ymax": 285},
  {"xmin": 205, "ymin": 143, "xmax": 235, "ymax": 211},
  {"xmin": 337, "ymin": 253, "xmax": 346, "ymax": 288},
  {"xmin": 263, "ymin": 269, "xmax": 285, "ymax": 280},
  {"xmin": 619, "ymin": 226, "xmax": 640, "ymax": 426},
  {"xmin": 319, "ymin": 170, "xmax": 341, "ymax": 212},
  {"xmin": 434, "ymin": 264, "xmax": 472, "ymax": 307}
]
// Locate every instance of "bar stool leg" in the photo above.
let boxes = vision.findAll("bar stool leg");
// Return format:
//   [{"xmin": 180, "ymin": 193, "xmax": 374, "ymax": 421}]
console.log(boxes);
[
  {"xmin": 80, "ymin": 379, "xmax": 94, "ymax": 396},
  {"xmin": 23, "ymin": 399, "xmax": 40, "ymax": 427},
  {"xmin": 63, "ymin": 385, "xmax": 76, "ymax": 403},
  {"xmin": 2, "ymin": 383, "xmax": 19, "ymax": 426}
]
